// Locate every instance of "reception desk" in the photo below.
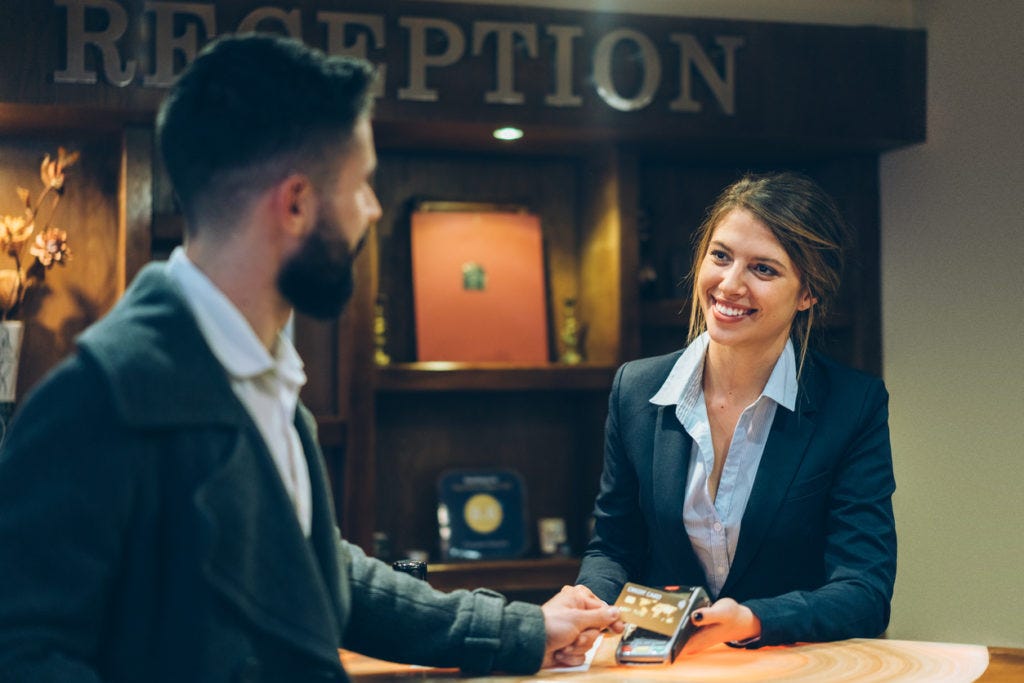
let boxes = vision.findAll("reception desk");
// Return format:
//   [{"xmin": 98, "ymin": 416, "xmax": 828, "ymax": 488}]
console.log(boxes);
[{"xmin": 342, "ymin": 635, "xmax": 1024, "ymax": 683}]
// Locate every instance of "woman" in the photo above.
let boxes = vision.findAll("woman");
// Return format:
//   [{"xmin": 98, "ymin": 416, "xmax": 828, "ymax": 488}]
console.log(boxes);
[{"xmin": 576, "ymin": 172, "xmax": 896, "ymax": 652}]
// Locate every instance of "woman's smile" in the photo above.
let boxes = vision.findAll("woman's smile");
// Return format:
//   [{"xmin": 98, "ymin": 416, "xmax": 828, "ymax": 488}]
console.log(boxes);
[{"xmin": 710, "ymin": 296, "xmax": 757, "ymax": 319}]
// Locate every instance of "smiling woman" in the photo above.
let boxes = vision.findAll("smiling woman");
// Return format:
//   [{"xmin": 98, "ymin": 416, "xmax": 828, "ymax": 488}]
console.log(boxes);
[
  {"xmin": 577, "ymin": 172, "xmax": 896, "ymax": 654},
  {"xmin": 687, "ymin": 173, "xmax": 848, "ymax": 378},
  {"xmin": 696, "ymin": 207, "xmax": 815, "ymax": 365}
]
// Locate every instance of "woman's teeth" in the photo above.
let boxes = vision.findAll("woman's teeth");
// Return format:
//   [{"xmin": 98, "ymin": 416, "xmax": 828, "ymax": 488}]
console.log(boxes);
[{"xmin": 715, "ymin": 301, "xmax": 750, "ymax": 317}]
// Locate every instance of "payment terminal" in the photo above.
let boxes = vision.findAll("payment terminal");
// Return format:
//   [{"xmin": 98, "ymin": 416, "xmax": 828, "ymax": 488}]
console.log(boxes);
[{"xmin": 614, "ymin": 584, "xmax": 711, "ymax": 664}]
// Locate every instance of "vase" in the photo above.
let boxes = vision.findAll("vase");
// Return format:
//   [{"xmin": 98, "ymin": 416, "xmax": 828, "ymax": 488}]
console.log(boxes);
[{"xmin": 0, "ymin": 320, "xmax": 23, "ymax": 445}]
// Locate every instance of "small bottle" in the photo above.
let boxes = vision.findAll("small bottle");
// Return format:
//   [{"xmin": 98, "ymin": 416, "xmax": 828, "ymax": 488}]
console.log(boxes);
[
  {"xmin": 559, "ymin": 297, "xmax": 583, "ymax": 365},
  {"xmin": 372, "ymin": 531, "xmax": 392, "ymax": 563},
  {"xmin": 373, "ymin": 296, "xmax": 391, "ymax": 366},
  {"xmin": 392, "ymin": 559, "xmax": 428, "ymax": 581}
]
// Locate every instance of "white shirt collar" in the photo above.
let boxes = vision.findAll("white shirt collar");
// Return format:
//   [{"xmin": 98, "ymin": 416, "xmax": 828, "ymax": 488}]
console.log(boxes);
[
  {"xmin": 649, "ymin": 331, "xmax": 798, "ymax": 412},
  {"xmin": 165, "ymin": 247, "xmax": 305, "ymax": 388}
]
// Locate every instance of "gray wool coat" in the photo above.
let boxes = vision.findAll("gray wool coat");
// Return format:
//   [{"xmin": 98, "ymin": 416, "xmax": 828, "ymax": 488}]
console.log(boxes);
[{"xmin": 0, "ymin": 264, "xmax": 545, "ymax": 683}]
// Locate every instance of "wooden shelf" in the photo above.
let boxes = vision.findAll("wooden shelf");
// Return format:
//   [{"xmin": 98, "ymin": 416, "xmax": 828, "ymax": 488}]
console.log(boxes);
[
  {"xmin": 425, "ymin": 557, "xmax": 581, "ymax": 594},
  {"xmin": 375, "ymin": 363, "xmax": 617, "ymax": 392}
]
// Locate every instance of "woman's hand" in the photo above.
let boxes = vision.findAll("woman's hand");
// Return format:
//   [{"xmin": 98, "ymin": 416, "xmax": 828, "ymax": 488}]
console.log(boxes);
[{"xmin": 680, "ymin": 597, "xmax": 762, "ymax": 654}]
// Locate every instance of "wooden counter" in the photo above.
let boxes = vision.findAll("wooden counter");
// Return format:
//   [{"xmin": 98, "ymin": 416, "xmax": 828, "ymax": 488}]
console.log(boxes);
[{"xmin": 342, "ymin": 635, "xmax": 1023, "ymax": 683}]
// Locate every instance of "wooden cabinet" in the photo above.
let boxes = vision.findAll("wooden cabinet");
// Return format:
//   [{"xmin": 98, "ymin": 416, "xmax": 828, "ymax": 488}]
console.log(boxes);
[{"xmin": 340, "ymin": 148, "xmax": 636, "ymax": 598}]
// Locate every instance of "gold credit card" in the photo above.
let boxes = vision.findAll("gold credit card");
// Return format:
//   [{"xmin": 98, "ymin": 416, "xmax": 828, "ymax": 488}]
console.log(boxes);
[{"xmin": 612, "ymin": 582, "xmax": 691, "ymax": 637}]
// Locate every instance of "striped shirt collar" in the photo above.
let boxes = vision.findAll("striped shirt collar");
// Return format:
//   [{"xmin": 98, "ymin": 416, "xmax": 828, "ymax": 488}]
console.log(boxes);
[{"xmin": 649, "ymin": 331, "xmax": 798, "ymax": 412}]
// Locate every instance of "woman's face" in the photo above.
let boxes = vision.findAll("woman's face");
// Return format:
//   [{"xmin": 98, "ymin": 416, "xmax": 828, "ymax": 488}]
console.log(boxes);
[{"xmin": 696, "ymin": 208, "xmax": 815, "ymax": 355}]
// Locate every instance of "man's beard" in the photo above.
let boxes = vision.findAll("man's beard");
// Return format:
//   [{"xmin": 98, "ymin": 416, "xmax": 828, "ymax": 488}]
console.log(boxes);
[{"xmin": 277, "ymin": 216, "xmax": 365, "ymax": 320}]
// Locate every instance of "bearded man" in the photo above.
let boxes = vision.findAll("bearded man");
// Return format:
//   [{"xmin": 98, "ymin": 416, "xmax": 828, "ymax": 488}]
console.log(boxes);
[{"xmin": 0, "ymin": 34, "xmax": 620, "ymax": 683}]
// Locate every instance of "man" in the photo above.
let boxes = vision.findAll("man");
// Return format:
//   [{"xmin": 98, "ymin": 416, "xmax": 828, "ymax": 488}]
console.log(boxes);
[{"xmin": 0, "ymin": 34, "xmax": 621, "ymax": 682}]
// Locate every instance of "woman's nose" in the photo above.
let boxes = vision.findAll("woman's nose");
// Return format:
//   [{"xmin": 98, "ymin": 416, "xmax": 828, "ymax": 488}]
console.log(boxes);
[{"xmin": 719, "ymin": 264, "xmax": 746, "ymax": 295}]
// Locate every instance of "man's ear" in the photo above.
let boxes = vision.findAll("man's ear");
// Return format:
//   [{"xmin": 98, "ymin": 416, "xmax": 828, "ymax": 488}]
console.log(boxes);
[{"xmin": 273, "ymin": 173, "xmax": 316, "ymax": 237}]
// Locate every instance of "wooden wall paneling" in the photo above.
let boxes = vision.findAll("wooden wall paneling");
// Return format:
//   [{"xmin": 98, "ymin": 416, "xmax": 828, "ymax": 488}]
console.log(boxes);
[
  {"xmin": 578, "ymin": 147, "xmax": 638, "ymax": 364},
  {"xmin": 294, "ymin": 315, "xmax": 341, "ymax": 417},
  {"xmin": 120, "ymin": 125, "xmax": 152, "ymax": 288},
  {"xmin": 341, "ymin": 220, "xmax": 378, "ymax": 549},
  {"xmin": 0, "ymin": 132, "xmax": 122, "ymax": 398},
  {"xmin": 800, "ymin": 155, "xmax": 882, "ymax": 376},
  {"xmin": 616, "ymin": 150, "xmax": 642, "ymax": 364}
]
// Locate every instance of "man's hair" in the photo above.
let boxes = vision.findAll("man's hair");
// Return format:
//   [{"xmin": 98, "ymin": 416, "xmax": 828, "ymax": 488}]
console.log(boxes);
[{"xmin": 156, "ymin": 33, "xmax": 376, "ymax": 232}]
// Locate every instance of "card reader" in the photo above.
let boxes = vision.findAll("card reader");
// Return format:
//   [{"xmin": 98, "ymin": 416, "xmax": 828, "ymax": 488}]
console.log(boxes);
[{"xmin": 615, "ymin": 585, "xmax": 711, "ymax": 664}]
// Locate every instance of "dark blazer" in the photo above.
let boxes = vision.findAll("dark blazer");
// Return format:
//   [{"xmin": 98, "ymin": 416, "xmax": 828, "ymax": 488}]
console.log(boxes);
[
  {"xmin": 577, "ymin": 347, "xmax": 897, "ymax": 646},
  {"xmin": 0, "ymin": 264, "xmax": 544, "ymax": 682}
]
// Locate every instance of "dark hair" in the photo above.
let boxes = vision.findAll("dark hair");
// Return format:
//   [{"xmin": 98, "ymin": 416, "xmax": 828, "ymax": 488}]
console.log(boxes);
[
  {"xmin": 687, "ymin": 172, "xmax": 850, "ymax": 374},
  {"xmin": 156, "ymin": 33, "xmax": 376, "ymax": 231}
]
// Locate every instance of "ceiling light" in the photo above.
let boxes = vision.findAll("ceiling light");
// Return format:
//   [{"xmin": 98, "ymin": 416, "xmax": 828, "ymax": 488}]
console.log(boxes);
[{"xmin": 492, "ymin": 126, "xmax": 524, "ymax": 141}]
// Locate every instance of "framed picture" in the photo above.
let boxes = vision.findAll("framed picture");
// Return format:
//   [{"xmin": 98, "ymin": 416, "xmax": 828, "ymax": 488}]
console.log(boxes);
[
  {"xmin": 437, "ymin": 469, "xmax": 528, "ymax": 561},
  {"xmin": 410, "ymin": 202, "xmax": 549, "ymax": 363}
]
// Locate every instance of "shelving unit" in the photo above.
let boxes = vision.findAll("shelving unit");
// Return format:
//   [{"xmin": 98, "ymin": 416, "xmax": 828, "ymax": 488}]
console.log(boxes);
[
  {"xmin": 375, "ymin": 363, "xmax": 617, "ymax": 393},
  {"xmin": 0, "ymin": 119, "xmax": 889, "ymax": 605},
  {"xmin": 338, "ymin": 146, "xmax": 635, "ymax": 583},
  {"xmin": 1, "ymin": 2, "xmax": 924, "ymax": 606},
  {"xmin": 427, "ymin": 557, "xmax": 581, "ymax": 603}
]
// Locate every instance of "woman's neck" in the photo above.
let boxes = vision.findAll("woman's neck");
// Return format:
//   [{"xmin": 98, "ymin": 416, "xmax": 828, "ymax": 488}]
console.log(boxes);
[{"xmin": 703, "ymin": 337, "xmax": 787, "ymax": 407}]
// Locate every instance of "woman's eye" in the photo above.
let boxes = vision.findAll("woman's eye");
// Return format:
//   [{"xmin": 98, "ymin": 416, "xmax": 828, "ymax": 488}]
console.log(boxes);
[
  {"xmin": 709, "ymin": 250, "xmax": 729, "ymax": 262},
  {"xmin": 753, "ymin": 263, "xmax": 778, "ymax": 276}
]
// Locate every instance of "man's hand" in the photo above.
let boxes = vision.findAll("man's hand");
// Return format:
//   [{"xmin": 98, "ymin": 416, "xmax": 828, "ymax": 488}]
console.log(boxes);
[
  {"xmin": 540, "ymin": 585, "xmax": 624, "ymax": 668},
  {"xmin": 680, "ymin": 597, "xmax": 761, "ymax": 654}
]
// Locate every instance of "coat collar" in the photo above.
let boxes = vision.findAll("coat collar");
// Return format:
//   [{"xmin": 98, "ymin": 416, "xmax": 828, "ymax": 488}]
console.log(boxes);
[
  {"xmin": 77, "ymin": 263, "xmax": 253, "ymax": 428},
  {"xmin": 652, "ymin": 404, "xmax": 705, "ymax": 582}
]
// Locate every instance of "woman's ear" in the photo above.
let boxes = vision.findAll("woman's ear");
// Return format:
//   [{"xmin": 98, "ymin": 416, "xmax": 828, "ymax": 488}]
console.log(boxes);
[{"xmin": 797, "ymin": 287, "xmax": 818, "ymax": 312}]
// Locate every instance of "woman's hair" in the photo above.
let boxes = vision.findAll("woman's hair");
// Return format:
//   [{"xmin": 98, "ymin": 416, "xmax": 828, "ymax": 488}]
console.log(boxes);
[{"xmin": 687, "ymin": 172, "xmax": 850, "ymax": 374}]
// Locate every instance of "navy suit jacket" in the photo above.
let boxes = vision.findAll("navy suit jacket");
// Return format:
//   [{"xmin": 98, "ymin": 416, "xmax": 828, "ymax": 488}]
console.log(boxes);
[{"xmin": 577, "ymin": 348, "xmax": 896, "ymax": 646}]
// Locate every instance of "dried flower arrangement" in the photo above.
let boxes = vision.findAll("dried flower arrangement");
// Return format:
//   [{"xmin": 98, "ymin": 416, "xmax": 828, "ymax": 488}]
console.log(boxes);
[{"xmin": 0, "ymin": 147, "xmax": 78, "ymax": 320}]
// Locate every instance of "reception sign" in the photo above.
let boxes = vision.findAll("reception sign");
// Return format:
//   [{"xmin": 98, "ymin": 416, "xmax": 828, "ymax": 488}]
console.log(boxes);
[{"xmin": 0, "ymin": 0, "xmax": 925, "ymax": 149}]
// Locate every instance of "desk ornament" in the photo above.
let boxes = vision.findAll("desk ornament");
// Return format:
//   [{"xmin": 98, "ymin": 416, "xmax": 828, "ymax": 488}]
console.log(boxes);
[
  {"xmin": 437, "ymin": 469, "xmax": 527, "ymax": 561},
  {"xmin": 373, "ymin": 294, "xmax": 390, "ymax": 365},
  {"xmin": 559, "ymin": 297, "xmax": 583, "ymax": 364}
]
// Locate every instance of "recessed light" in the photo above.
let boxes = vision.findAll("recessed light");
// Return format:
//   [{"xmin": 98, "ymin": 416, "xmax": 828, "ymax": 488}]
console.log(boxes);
[{"xmin": 492, "ymin": 126, "xmax": 524, "ymax": 141}]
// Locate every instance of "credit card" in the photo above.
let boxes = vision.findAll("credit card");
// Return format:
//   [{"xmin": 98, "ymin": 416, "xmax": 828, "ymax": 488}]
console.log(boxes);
[{"xmin": 612, "ymin": 582, "xmax": 690, "ymax": 637}]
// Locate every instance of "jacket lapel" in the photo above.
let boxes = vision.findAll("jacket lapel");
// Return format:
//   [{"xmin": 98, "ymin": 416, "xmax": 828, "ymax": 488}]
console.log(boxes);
[
  {"xmin": 194, "ymin": 424, "xmax": 342, "ymax": 667},
  {"xmin": 295, "ymin": 405, "xmax": 348, "ymax": 638},
  {"xmin": 722, "ymin": 362, "xmax": 822, "ymax": 594},
  {"xmin": 651, "ymin": 405, "xmax": 704, "ymax": 580}
]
